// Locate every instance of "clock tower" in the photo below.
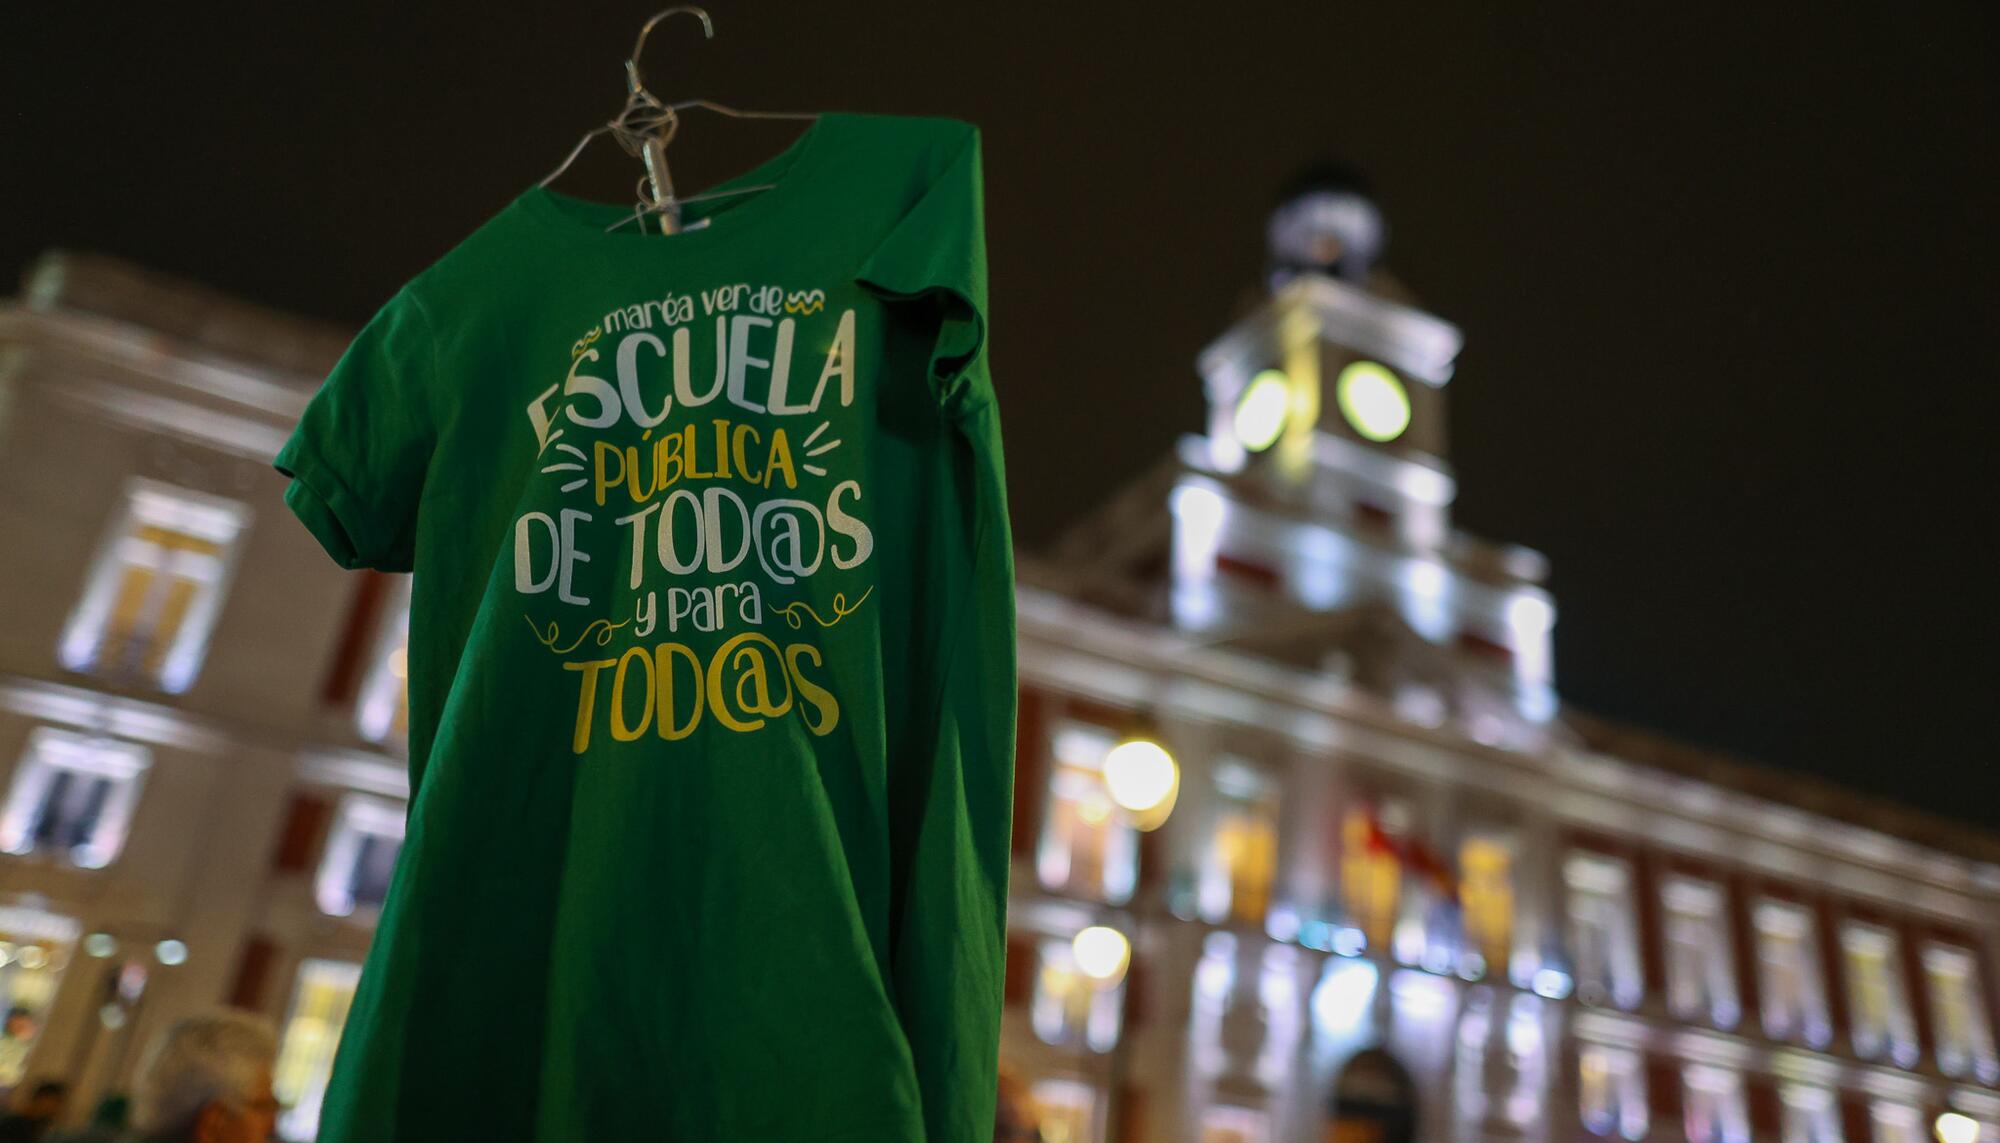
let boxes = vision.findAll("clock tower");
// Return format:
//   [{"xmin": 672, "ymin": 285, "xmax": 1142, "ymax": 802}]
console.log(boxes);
[{"xmin": 1170, "ymin": 166, "xmax": 1557, "ymax": 739}]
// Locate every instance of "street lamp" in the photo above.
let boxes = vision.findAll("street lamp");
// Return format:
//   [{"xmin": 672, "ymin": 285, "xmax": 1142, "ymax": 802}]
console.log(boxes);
[
  {"xmin": 1936, "ymin": 1112, "xmax": 1981, "ymax": 1143},
  {"xmin": 1072, "ymin": 925, "xmax": 1131, "ymax": 986},
  {"xmin": 1094, "ymin": 722, "xmax": 1176, "ymax": 1143},
  {"xmin": 1102, "ymin": 731, "xmax": 1178, "ymax": 831}
]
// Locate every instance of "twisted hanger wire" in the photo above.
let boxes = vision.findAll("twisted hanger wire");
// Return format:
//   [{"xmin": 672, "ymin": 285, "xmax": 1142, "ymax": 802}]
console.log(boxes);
[{"xmin": 538, "ymin": 7, "xmax": 816, "ymax": 234}]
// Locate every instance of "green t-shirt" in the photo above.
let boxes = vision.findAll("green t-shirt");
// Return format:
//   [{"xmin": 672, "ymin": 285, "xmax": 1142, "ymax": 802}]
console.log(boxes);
[{"xmin": 273, "ymin": 113, "xmax": 1015, "ymax": 1143}]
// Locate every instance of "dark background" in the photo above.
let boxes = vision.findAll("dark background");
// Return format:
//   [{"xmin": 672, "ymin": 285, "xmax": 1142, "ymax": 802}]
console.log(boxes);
[{"xmin": 6, "ymin": 5, "xmax": 1996, "ymax": 827}]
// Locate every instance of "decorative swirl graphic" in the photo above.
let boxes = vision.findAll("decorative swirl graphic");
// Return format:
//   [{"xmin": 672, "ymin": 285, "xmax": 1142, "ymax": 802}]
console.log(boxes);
[
  {"xmin": 776, "ymin": 587, "xmax": 874, "ymax": 630},
  {"xmin": 572, "ymin": 326, "xmax": 602, "ymax": 359},
  {"xmin": 782, "ymin": 289, "xmax": 826, "ymax": 315},
  {"xmin": 525, "ymin": 614, "xmax": 629, "ymax": 654}
]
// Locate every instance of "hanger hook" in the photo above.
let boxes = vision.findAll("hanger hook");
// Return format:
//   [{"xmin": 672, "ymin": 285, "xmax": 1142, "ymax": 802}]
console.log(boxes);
[{"xmin": 627, "ymin": 6, "xmax": 714, "ymax": 97}]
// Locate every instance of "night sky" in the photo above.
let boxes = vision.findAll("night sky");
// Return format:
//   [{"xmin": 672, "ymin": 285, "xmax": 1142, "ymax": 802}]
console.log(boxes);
[{"xmin": 8, "ymin": 5, "xmax": 1996, "ymax": 829}]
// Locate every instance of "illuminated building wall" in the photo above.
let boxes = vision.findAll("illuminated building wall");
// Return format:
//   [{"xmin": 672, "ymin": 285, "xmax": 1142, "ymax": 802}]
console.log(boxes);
[
  {"xmin": 1006, "ymin": 172, "xmax": 2000, "ymax": 1142},
  {"xmin": 0, "ymin": 253, "xmax": 406, "ymax": 1127}
]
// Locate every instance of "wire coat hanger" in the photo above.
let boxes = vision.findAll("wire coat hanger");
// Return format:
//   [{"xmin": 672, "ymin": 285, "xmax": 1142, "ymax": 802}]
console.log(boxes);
[{"xmin": 538, "ymin": 6, "xmax": 818, "ymax": 236}]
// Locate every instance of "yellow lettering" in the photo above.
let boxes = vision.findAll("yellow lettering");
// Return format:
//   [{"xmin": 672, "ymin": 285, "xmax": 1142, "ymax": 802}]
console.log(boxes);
[
  {"xmin": 608, "ymin": 645, "xmax": 654, "ymax": 741},
  {"xmin": 623, "ymin": 444, "xmax": 649, "ymax": 506},
  {"xmin": 712, "ymin": 419, "xmax": 733, "ymax": 480},
  {"xmin": 686, "ymin": 422, "xmax": 715, "ymax": 480},
  {"xmin": 732, "ymin": 423, "xmax": 761, "ymax": 487},
  {"xmin": 659, "ymin": 427, "xmax": 684, "ymax": 490},
  {"xmin": 655, "ymin": 642, "xmax": 704, "ymax": 740},
  {"xmin": 592, "ymin": 441, "xmax": 623, "ymax": 507},
  {"xmin": 766, "ymin": 428, "xmax": 798, "ymax": 490},
  {"xmin": 785, "ymin": 643, "xmax": 840, "ymax": 735},
  {"xmin": 706, "ymin": 632, "xmax": 789, "ymax": 732},
  {"xmin": 564, "ymin": 658, "xmax": 618, "ymax": 753}
]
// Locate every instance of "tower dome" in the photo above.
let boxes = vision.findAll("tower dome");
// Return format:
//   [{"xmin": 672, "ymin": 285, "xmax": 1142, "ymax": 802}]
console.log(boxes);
[{"xmin": 1266, "ymin": 161, "xmax": 1387, "ymax": 290}]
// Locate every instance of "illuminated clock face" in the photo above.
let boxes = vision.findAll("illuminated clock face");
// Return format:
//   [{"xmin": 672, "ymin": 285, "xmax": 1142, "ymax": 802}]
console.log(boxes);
[
  {"xmin": 1335, "ymin": 361, "xmax": 1410, "ymax": 442},
  {"xmin": 1232, "ymin": 368, "xmax": 1292, "ymax": 452}
]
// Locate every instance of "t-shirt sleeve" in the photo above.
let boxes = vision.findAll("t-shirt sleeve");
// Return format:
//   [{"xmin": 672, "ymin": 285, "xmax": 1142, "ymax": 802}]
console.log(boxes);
[
  {"xmin": 862, "ymin": 122, "xmax": 1016, "ymax": 1143},
  {"xmin": 887, "ymin": 399, "xmax": 1016, "ymax": 1143},
  {"xmin": 273, "ymin": 287, "xmax": 438, "ymax": 572},
  {"xmin": 855, "ymin": 122, "xmax": 992, "ymax": 420}
]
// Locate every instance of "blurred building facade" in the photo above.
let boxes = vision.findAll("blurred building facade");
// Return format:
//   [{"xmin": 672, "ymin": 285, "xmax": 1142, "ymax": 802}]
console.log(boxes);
[
  {"xmin": 0, "ymin": 184, "xmax": 1994, "ymax": 1143},
  {"xmin": 999, "ymin": 174, "xmax": 2000, "ymax": 1143},
  {"xmin": 0, "ymin": 255, "xmax": 402, "ymax": 1137}
]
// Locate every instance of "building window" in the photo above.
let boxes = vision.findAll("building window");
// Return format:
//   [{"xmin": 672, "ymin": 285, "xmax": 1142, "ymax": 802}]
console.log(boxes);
[
  {"xmin": 1037, "ymin": 723, "xmax": 1138, "ymax": 904},
  {"xmin": 1459, "ymin": 833, "xmax": 1514, "ymax": 978},
  {"xmin": 1030, "ymin": 1078, "xmax": 1100, "ymax": 1143},
  {"xmin": 1780, "ymin": 1085, "xmax": 1842, "ymax": 1143},
  {"xmin": 314, "ymin": 796, "xmax": 405, "ymax": 918},
  {"xmin": 1662, "ymin": 876, "xmax": 1739, "ymax": 1027},
  {"xmin": 59, "ymin": 479, "xmax": 249, "ymax": 693},
  {"xmin": 1255, "ymin": 944, "xmax": 1303, "ymax": 1086},
  {"xmin": 1198, "ymin": 759, "xmax": 1279, "ymax": 926},
  {"xmin": 1923, "ymin": 944, "xmax": 2000, "ymax": 1081},
  {"xmin": 1499, "ymin": 994, "xmax": 1549, "ymax": 1128},
  {"xmin": 1031, "ymin": 938, "xmax": 1123, "ymax": 1053},
  {"xmin": 1199, "ymin": 1105, "xmax": 1268, "ymax": 1143},
  {"xmin": 1869, "ymin": 1103, "xmax": 1925, "ymax": 1143},
  {"xmin": 0, "ymin": 728, "xmax": 150, "ymax": 869},
  {"xmin": 274, "ymin": 958, "xmax": 360, "ymax": 1141},
  {"xmin": 1563, "ymin": 853, "xmax": 1642, "ymax": 1009},
  {"xmin": 1840, "ymin": 923, "xmax": 1916, "ymax": 1064},
  {"xmin": 1341, "ymin": 801, "xmax": 1407, "ymax": 953},
  {"xmin": 1309, "ymin": 956, "xmax": 1380, "ymax": 1047},
  {"xmin": 1577, "ymin": 1043, "xmax": 1646, "ymax": 1139},
  {"xmin": 1682, "ymin": 1065, "xmax": 1750, "ymax": 1143},
  {"xmin": 0, "ymin": 905, "xmax": 81, "ymax": 1089},
  {"xmin": 1754, "ymin": 899, "xmax": 1830, "ymax": 1046},
  {"xmin": 356, "ymin": 578, "xmax": 412, "ymax": 745}
]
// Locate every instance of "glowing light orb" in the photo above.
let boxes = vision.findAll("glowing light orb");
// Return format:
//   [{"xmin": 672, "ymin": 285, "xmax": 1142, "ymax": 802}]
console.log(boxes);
[
  {"xmin": 1233, "ymin": 369, "xmax": 1292, "ymax": 452},
  {"xmin": 1936, "ymin": 1113, "xmax": 1980, "ymax": 1143},
  {"xmin": 1072, "ymin": 925, "xmax": 1132, "ymax": 984},
  {"xmin": 1336, "ymin": 361, "xmax": 1411, "ymax": 442},
  {"xmin": 1102, "ymin": 738, "xmax": 1178, "ymax": 818}
]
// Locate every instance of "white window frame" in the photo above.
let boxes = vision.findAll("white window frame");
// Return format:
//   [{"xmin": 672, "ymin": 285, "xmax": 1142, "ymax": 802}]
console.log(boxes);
[
  {"xmin": 1754, "ymin": 899, "xmax": 1831, "ymax": 1046},
  {"xmin": 355, "ymin": 577, "xmax": 413, "ymax": 745},
  {"xmin": 1868, "ymin": 1102, "xmax": 1924, "ymax": 1143},
  {"xmin": 1030, "ymin": 936, "xmax": 1124, "ymax": 1054},
  {"xmin": 273, "ymin": 957, "xmax": 362, "ymax": 1141},
  {"xmin": 1197, "ymin": 756, "xmax": 1280, "ymax": 926},
  {"xmin": 313, "ymin": 795, "xmax": 406, "ymax": 918},
  {"xmin": 58, "ymin": 478, "xmax": 250, "ymax": 693},
  {"xmin": 1780, "ymin": 1084, "xmax": 1842, "ymax": 1143},
  {"xmin": 1498, "ymin": 994, "xmax": 1549, "ymax": 1127},
  {"xmin": 1563, "ymin": 853, "xmax": 1642, "ymax": 1009},
  {"xmin": 1839, "ymin": 922, "xmax": 1917, "ymax": 1064},
  {"xmin": 1682, "ymin": 1065, "xmax": 1750, "ymax": 1143},
  {"xmin": 1661, "ymin": 875, "xmax": 1740, "ymax": 1027},
  {"xmin": 1036, "ymin": 722, "xmax": 1138, "ymax": 905},
  {"xmin": 1029, "ymin": 1077, "xmax": 1101, "ymax": 1143},
  {"xmin": 1577, "ymin": 1042, "xmax": 1647, "ymax": 1140},
  {"xmin": 1923, "ymin": 944, "xmax": 2000, "ymax": 1082},
  {"xmin": 0, "ymin": 727, "xmax": 151, "ymax": 868}
]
